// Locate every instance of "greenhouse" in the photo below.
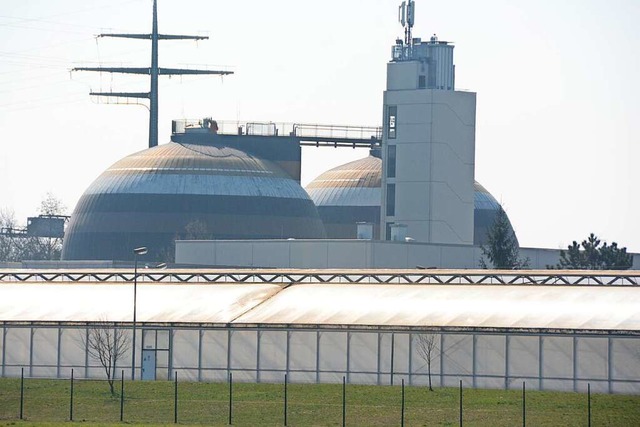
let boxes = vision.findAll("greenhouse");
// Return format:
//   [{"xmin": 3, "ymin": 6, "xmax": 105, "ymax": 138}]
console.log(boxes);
[{"xmin": 0, "ymin": 269, "xmax": 638, "ymax": 394}]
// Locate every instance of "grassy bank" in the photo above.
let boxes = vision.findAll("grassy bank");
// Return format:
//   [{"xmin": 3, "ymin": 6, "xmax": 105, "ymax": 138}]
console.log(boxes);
[{"xmin": 1, "ymin": 377, "xmax": 639, "ymax": 426}]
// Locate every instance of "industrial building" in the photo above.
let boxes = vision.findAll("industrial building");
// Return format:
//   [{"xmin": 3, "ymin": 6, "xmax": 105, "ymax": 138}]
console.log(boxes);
[
  {"xmin": 2, "ymin": 0, "xmax": 639, "ymax": 400},
  {"xmin": 0, "ymin": 269, "xmax": 638, "ymax": 394},
  {"xmin": 61, "ymin": 0, "xmax": 527, "ymax": 268}
]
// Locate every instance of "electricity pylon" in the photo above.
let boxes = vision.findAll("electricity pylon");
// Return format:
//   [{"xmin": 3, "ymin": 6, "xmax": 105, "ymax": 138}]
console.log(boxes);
[{"xmin": 73, "ymin": 0, "xmax": 233, "ymax": 148}]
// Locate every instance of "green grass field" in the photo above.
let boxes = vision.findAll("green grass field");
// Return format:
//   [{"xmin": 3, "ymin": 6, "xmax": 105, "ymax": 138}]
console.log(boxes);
[{"xmin": 1, "ymin": 377, "xmax": 639, "ymax": 426}]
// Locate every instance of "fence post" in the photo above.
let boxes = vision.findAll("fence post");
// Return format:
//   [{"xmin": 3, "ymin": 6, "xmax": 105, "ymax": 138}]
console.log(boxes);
[
  {"xmin": 120, "ymin": 370, "xmax": 124, "ymax": 422},
  {"xmin": 69, "ymin": 368, "xmax": 74, "ymax": 421},
  {"xmin": 588, "ymin": 383, "xmax": 591, "ymax": 427},
  {"xmin": 342, "ymin": 375, "xmax": 346, "ymax": 427},
  {"xmin": 522, "ymin": 381, "xmax": 526, "ymax": 427},
  {"xmin": 19, "ymin": 367, "xmax": 24, "ymax": 420},
  {"xmin": 284, "ymin": 373, "xmax": 288, "ymax": 426},
  {"xmin": 459, "ymin": 380, "xmax": 462, "ymax": 427},
  {"xmin": 174, "ymin": 372, "xmax": 178, "ymax": 424},
  {"xmin": 401, "ymin": 378, "xmax": 405, "ymax": 427},
  {"xmin": 228, "ymin": 372, "xmax": 233, "ymax": 425}
]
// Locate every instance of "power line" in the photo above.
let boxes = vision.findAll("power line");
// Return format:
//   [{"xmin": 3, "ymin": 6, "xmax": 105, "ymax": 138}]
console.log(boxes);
[{"xmin": 72, "ymin": 0, "xmax": 233, "ymax": 149}]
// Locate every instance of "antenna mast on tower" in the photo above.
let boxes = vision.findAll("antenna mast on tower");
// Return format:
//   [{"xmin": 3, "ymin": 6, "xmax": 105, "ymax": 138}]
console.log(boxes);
[
  {"xmin": 73, "ymin": 0, "xmax": 233, "ymax": 148},
  {"xmin": 398, "ymin": 0, "xmax": 416, "ymax": 49}
]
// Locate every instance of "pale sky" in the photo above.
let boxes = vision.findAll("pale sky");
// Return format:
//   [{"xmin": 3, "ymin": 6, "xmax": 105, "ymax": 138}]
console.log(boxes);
[{"xmin": 1, "ymin": 0, "xmax": 639, "ymax": 252}]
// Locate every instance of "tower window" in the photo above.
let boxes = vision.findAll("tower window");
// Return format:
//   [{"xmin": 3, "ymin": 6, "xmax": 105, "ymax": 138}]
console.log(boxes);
[
  {"xmin": 386, "ymin": 184, "xmax": 396, "ymax": 216},
  {"xmin": 387, "ymin": 145, "xmax": 396, "ymax": 178},
  {"xmin": 418, "ymin": 75, "xmax": 426, "ymax": 88},
  {"xmin": 387, "ymin": 106, "xmax": 397, "ymax": 139}
]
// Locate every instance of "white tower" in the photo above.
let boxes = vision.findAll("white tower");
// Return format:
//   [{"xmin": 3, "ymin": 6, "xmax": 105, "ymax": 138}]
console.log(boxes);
[{"xmin": 381, "ymin": 1, "xmax": 476, "ymax": 244}]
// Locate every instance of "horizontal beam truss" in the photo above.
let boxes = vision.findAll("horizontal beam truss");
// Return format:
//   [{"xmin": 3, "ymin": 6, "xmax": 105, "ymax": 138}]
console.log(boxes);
[{"xmin": 0, "ymin": 270, "xmax": 638, "ymax": 286}]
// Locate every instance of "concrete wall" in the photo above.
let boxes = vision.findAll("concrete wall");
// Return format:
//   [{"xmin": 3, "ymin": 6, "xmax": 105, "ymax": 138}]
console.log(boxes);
[
  {"xmin": 382, "ymin": 63, "xmax": 475, "ymax": 245},
  {"xmin": 176, "ymin": 239, "xmax": 640, "ymax": 270}
]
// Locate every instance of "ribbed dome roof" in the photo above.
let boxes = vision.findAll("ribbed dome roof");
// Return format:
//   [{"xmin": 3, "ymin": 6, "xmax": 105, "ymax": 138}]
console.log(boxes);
[
  {"xmin": 305, "ymin": 155, "xmax": 517, "ymax": 245},
  {"xmin": 306, "ymin": 155, "xmax": 381, "ymax": 207},
  {"xmin": 62, "ymin": 141, "xmax": 325, "ymax": 261}
]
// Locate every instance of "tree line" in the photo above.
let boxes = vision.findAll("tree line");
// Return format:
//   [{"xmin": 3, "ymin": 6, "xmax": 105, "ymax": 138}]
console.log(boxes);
[
  {"xmin": 0, "ymin": 193, "xmax": 66, "ymax": 262},
  {"xmin": 480, "ymin": 207, "xmax": 633, "ymax": 270}
]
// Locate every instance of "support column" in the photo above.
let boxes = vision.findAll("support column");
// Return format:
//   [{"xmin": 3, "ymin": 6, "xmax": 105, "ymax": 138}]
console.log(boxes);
[
  {"xmin": 471, "ymin": 334, "xmax": 477, "ymax": 388},
  {"xmin": 315, "ymin": 331, "xmax": 321, "ymax": 383},
  {"xmin": 226, "ymin": 329, "xmax": 232, "ymax": 380},
  {"xmin": 538, "ymin": 336, "xmax": 544, "ymax": 391},
  {"xmin": 504, "ymin": 335, "xmax": 510, "ymax": 390},
  {"xmin": 408, "ymin": 333, "xmax": 413, "ymax": 386},
  {"xmin": 346, "ymin": 332, "xmax": 351, "ymax": 383},
  {"xmin": 607, "ymin": 336, "xmax": 613, "ymax": 394},
  {"xmin": 573, "ymin": 336, "xmax": 578, "ymax": 392},
  {"xmin": 168, "ymin": 328, "xmax": 174, "ymax": 380},
  {"xmin": 286, "ymin": 330, "xmax": 291, "ymax": 380},
  {"xmin": 256, "ymin": 330, "xmax": 261, "ymax": 383},
  {"xmin": 57, "ymin": 328, "xmax": 62, "ymax": 379},
  {"xmin": 198, "ymin": 330, "xmax": 203, "ymax": 382},
  {"xmin": 439, "ymin": 333, "xmax": 444, "ymax": 387},
  {"xmin": 1, "ymin": 325, "xmax": 6, "ymax": 377},
  {"xmin": 29, "ymin": 327, "xmax": 34, "ymax": 377},
  {"xmin": 377, "ymin": 333, "xmax": 382, "ymax": 385}
]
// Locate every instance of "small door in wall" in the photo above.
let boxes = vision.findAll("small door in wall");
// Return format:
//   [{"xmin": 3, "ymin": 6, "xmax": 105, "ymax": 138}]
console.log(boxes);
[{"xmin": 142, "ymin": 349, "xmax": 157, "ymax": 381}]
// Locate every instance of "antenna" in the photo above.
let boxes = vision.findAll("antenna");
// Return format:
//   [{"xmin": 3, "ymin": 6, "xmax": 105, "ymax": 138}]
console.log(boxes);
[
  {"xmin": 72, "ymin": 0, "xmax": 233, "ymax": 149},
  {"xmin": 398, "ymin": 0, "xmax": 415, "ymax": 47}
]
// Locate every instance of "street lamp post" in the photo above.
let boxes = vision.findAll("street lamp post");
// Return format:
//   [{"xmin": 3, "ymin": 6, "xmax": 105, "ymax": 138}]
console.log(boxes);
[{"xmin": 131, "ymin": 246, "xmax": 148, "ymax": 381}]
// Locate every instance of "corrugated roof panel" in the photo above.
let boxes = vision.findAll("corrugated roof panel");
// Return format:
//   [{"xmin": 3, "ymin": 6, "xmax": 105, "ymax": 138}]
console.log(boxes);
[
  {"xmin": 1, "ymin": 282, "xmax": 638, "ymax": 332},
  {"xmin": 0, "ymin": 283, "xmax": 282, "ymax": 323},
  {"xmin": 235, "ymin": 284, "xmax": 640, "ymax": 331}
]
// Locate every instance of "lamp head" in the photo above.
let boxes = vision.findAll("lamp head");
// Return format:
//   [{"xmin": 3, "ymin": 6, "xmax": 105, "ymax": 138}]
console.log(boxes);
[{"xmin": 133, "ymin": 247, "xmax": 148, "ymax": 256}]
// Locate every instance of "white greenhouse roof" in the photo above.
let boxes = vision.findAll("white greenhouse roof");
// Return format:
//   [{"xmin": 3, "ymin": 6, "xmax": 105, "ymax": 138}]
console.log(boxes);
[{"xmin": 1, "ymin": 279, "xmax": 639, "ymax": 332}]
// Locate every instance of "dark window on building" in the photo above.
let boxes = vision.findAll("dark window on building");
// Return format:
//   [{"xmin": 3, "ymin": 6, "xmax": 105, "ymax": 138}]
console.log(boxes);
[
  {"xmin": 386, "ymin": 222, "xmax": 394, "ymax": 240},
  {"xmin": 386, "ymin": 184, "xmax": 395, "ymax": 216},
  {"xmin": 418, "ymin": 75, "xmax": 426, "ymax": 88},
  {"xmin": 387, "ymin": 106, "xmax": 397, "ymax": 139},
  {"xmin": 387, "ymin": 145, "xmax": 396, "ymax": 178}
]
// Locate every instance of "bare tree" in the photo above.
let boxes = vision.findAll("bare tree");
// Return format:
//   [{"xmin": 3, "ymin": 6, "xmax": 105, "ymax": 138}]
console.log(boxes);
[
  {"xmin": 81, "ymin": 322, "xmax": 130, "ymax": 396},
  {"xmin": 416, "ymin": 333, "xmax": 439, "ymax": 391},
  {"xmin": 0, "ymin": 209, "xmax": 19, "ymax": 261}
]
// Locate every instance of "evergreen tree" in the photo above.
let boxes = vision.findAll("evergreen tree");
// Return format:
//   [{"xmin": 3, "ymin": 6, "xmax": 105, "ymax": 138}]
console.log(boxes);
[
  {"xmin": 555, "ymin": 233, "xmax": 632, "ymax": 270},
  {"xmin": 479, "ymin": 207, "xmax": 529, "ymax": 269}
]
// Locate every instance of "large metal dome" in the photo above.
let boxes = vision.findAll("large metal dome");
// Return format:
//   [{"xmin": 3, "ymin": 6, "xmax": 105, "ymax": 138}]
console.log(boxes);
[
  {"xmin": 62, "ymin": 141, "xmax": 326, "ymax": 260},
  {"xmin": 305, "ymin": 153, "xmax": 382, "ymax": 239},
  {"xmin": 305, "ymin": 153, "xmax": 517, "ymax": 245}
]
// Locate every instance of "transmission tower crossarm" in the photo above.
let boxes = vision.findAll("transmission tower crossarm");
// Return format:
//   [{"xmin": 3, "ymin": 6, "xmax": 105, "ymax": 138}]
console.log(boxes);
[
  {"xmin": 97, "ymin": 33, "xmax": 208, "ymax": 41},
  {"xmin": 157, "ymin": 34, "xmax": 209, "ymax": 40},
  {"xmin": 89, "ymin": 91, "xmax": 151, "ymax": 99},
  {"xmin": 72, "ymin": 66, "xmax": 151, "ymax": 75},
  {"xmin": 158, "ymin": 67, "xmax": 233, "ymax": 76},
  {"xmin": 97, "ymin": 33, "xmax": 152, "ymax": 39}
]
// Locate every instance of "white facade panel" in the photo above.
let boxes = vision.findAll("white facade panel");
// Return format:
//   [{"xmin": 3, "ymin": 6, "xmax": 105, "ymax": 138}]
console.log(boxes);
[
  {"xmin": 201, "ymin": 330, "xmax": 228, "ymax": 370},
  {"xmin": 172, "ymin": 329, "xmax": 199, "ymax": 370},
  {"xmin": 251, "ymin": 242, "xmax": 292, "ymax": 267},
  {"xmin": 319, "ymin": 332, "xmax": 347, "ymax": 373},
  {"xmin": 576, "ymin": 337, "xmax": 608, "ymax": 381},
  {"xmin": 31, "ymin": 328, "xmax": 58, "ymax": 376},
  {"xmin": 230, "ymin": 330, "xmax": 257, "ymax": 371},
  {"xmin": 4, "ymin": 328, "xmax": 30, "ymax": 375},
  {"xmin": 259, "ymin": 330, "xmax": 287, "ymax": 371},
  {"xmin": 441, "ymin": 334, "xmax": 473, "ymax": 387},
  {"xmin": 349, "ymin": 332, "xmax": 378, "ymax": 383},
  {"xmin": 541, "ymin": 336, "xmax": 573, "ymax": 390}
]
